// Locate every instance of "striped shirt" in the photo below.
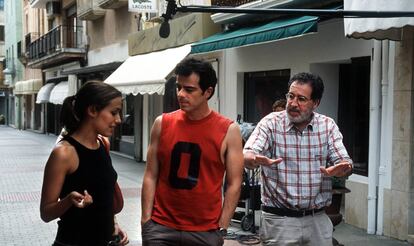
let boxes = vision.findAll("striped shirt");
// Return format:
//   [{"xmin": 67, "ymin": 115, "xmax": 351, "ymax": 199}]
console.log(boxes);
[{"xmin": 244, "ymin": 111, "xmax": 352, "ymax": 210}]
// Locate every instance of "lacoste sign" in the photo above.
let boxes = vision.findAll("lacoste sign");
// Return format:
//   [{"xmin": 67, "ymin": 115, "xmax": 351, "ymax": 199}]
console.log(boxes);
[{"xmin": 129, "ymin": 0, "xmax": 158, "ymax": 13}]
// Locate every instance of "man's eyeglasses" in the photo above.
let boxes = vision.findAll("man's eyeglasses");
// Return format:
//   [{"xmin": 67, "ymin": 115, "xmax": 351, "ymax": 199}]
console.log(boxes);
[{"xmin": 285, "ymin": 93, "xmax": 311, "ymax": 105}]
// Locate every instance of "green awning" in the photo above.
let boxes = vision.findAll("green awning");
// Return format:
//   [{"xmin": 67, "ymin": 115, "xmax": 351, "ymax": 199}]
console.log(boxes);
[{"xmin": 191, "ymin": 16, "xmax": 318, "ymax": 54}]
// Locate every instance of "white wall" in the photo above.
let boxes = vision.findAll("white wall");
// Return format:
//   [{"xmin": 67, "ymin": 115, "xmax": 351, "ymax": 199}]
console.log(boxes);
[
  {"xmin": 221, "ymin": 19, "xmax": 372, "ymax": 120},
  {"xmin": 192, "ymin": 51, "xmax": 225, "ymax": 113},
  {"xmin": 88, "ymin": 41, "xmax": 129, "ymax": 66},
  {"xmin": 208, "ymin": 59, "xmax": 220, "ymax": 111},
  {"xmin": 310, "ymin": 63, "xmax": 339, "ymax": 120},
  {"xmin": 142, "ymin": 94, "xmax": 163, "ymax": 162},
  {"xmin": 44, "ymin": 62, "xmax": 81, "ymax": 80}
]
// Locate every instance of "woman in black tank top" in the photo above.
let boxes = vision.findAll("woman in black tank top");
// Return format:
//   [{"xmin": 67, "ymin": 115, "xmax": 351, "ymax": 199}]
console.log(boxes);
[{"xmin": 40, "ymin": 81, "xmax": 129, "ymax": 246}]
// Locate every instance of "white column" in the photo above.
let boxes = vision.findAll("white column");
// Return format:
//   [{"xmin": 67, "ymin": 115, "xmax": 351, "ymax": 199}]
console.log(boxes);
[{"xmin": 142, "ymin": 94, "xmax": 149, "ymax": 162}]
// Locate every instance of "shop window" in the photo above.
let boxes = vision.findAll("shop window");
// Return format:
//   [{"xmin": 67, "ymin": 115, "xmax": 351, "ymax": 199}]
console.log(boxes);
[
  {"xmin": 0, "ymin": 25, "xmax": 4, "ymax": 42},
  {"xmin": 164, "ymin": 76, "xmax": 179, "ymax": 113},
  {"xmin": 10, "ymin": 96, "xmax": 15, "ymax": 126},
  {"xmin": 121, "ymin": 95, "xmax": 135, "ymax": 142},
  {"xmin": 338, "ymin": 57, "xmax": 370, "ymax": 176},
  {"xmin": 34, "ymin": 101, "xmax": 42, "ymax": 131},
  {"xmin": 46, "ymin": 103, "xmax": 56, "ymax": 134},
  {"xmin": 244, "ymin": 69, "xmax": 290, "ymax": 123}
]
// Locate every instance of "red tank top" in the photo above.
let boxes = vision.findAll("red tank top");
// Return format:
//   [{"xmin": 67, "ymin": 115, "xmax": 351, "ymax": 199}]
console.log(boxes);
[{"xmin": 152, "ymin": 110, "xmax": 233, "ymax": 231}]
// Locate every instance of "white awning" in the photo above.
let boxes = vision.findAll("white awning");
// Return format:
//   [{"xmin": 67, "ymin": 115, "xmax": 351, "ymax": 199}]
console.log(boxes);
[
  {"xmin": 344, "ymin": 0, "xmax": 414, "ymax": 40},
  {"xmin": 36, "ymin": 83, "xmax": 56, "ymax": 104},
  {"xmin": 14, "ymin": 79, "xmax": 43, "ymax": 95},
  {"xmin": 105, "ymin": 44, "xmax": 191, "ymax": 95},
  {"xmin": 49, "ymin": 81, "xmax": 71, "ymax": 105}
]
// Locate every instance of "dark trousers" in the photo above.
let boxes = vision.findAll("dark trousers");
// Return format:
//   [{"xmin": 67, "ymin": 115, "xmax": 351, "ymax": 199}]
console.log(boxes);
[{"xmin": 142, "ymin": 220, "xmax": 224, "ymax": 246}]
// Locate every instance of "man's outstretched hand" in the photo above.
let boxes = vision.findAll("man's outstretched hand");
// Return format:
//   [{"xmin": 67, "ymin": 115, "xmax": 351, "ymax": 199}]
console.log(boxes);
[
  {"xmin": 244, "ymin": 151, "xmax": 283, "ymax": 169},
  {"xmin": 255, "ymin": 155, "xmax": 283, "ymax": 166},
  {"xmin": 320, "ymin": 162, "xmax": 352, "ymax": 177}
]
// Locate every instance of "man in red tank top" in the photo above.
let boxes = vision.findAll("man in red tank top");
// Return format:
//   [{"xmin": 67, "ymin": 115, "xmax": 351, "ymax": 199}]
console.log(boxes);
[{"xmin": 141, "ymin": 58, "xmax": 244, "ymax": 246}]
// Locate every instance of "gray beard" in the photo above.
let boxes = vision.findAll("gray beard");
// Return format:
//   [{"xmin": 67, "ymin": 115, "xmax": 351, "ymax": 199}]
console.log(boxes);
[{"xmin": 287, "ymin": 110, "xmax": 313, "ymax": 124}]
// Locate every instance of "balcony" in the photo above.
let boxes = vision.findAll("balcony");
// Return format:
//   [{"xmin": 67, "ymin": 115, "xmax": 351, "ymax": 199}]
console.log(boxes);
[
  {"xmin": 17, "ymin": 33, "xmax": 36, "ymax": 65},
  {"xmin": 27, "ymin": 25, "xmax": 86, "ymax": 69},
  {"xmin": 78, "ymin": 0, "xmax": 106, "ymax": 21},
  {"xmin": 17, "ymin": 41, "xmax": 27, "ymax": 65},
  {"xmin": 98, "ymin": 0, "xmax": 128, "ymax": 9},
  {"xmin": 211, "ymin": 0, "xmax": 343, "ymax": 24},
  {"xmin": 25, "ymin": 32, "xmax": 40, "ymax": 51}
]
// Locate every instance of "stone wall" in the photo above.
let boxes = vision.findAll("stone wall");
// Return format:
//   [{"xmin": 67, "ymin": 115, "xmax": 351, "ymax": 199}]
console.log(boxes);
[
  {"xmin": 388, "ymin": 26, "xmax": 414, "ymax": 241},
  {"xmin": 344, "ymin": 180, "xmax": 368, "ymax": 229}
]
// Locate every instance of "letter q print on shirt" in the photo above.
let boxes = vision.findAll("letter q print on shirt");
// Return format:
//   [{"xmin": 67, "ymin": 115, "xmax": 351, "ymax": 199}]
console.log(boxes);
[{"xmin": 169, "ymin": 141, "xmax": 201, "ymax": 189}]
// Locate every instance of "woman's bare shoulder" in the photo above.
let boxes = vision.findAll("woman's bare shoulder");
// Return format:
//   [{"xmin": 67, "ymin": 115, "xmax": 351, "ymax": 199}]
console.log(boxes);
[{"xmin": 47, "ymin": 141, "xmax": 78, "ymax": 172}]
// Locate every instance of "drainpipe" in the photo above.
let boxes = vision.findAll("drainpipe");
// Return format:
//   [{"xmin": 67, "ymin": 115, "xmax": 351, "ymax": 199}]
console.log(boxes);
[
  {"xmin": 142, "ymin": 94, "xmax": 149, "ymax": 162},
  {"xmin": 83, "ymin": 20, "xmax": 89, "ymax": 66},
  {"xmin": 377, "ymin": 40, "xmax": 392, "ymax": 235},
  {"xmin": 367, "ymin": 40, "xmax": 382, "ymax": 234}
]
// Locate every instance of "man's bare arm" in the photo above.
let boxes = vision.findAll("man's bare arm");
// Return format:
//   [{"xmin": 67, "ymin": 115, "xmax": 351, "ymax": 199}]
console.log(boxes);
[
  {"xmin": 141, "ymin": 116, "xmax": 162, "ymax": 226},
  {"xmin": 219, "ymin": 123, "xmax": 244, "ymax": 229}
]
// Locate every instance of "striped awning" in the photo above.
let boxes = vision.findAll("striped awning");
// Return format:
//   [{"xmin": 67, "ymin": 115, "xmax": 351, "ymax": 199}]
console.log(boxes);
[
  {"xmin": 49, "ymin": 81, "xmax": 71, "ymax": 105},
  {"xmin": 344, "ymin": 0, "xmax": 414, "ymax": 40},
  {"xmin": 36, "ymin": 83, "xmax": 56, "ymax": 104},
  {"xmin": 14, "ymin": 79, "xmax": 42, "ymax": 95},
  {"xmin": 105, "ymin": 45, "xmax": 191, "ymax": 95},
  {"xmin": 191, "ymin": 16, "xmax": 318, "ymax": 54}
]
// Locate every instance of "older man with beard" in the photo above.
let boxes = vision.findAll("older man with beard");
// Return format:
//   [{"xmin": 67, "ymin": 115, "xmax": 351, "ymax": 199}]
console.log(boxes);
[{"xmin": 244, "ymin": 72, "xmax": 353, "ymax": 246}]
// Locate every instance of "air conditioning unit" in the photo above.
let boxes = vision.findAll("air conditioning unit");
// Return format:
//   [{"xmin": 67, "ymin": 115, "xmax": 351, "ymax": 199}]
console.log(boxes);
[{"xmin": 46, "ymin": 1, "xmax": 61, "ymax": 18}]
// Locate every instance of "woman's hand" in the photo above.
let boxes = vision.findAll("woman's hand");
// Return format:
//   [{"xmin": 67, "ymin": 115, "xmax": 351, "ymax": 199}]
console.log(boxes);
[
  {"xmin": 68, "ymin": 190, "xmax": 93, "ymax": 208},
  {"xmin": 114, "ymin": 223, "xmax": 129, "ymax": 245}
]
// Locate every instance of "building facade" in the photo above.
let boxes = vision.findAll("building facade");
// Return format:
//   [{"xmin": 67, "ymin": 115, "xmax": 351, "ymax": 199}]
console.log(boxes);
[
  {"xmin": 4, "ymin": 0, "xmax": 24, "ymax": 128},
  {"xmin": 14, "ymin": 0, "xmax": 45, "ymax": 132},
  {"xmin": 66, "ymin": 0, "xmax": 136, "ymax": 158},
  {"xmin": 0, "ymin": 0, "xmax": 7, "ymax": 124},
  {"xmin": 106, "ymin": 0, "xmax": 219, "ymax": 161},
  {"xmin": 27, "ymin": 0, "xmax": 87, "ymax": 135}
]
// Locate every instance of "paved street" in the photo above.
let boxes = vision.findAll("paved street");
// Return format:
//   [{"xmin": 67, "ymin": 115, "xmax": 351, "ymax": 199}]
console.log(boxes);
[
  {"xmin": 0, "ymin": 126, "xmax": 410, "ymax": 246},
  {"xmin": 0, "ymin": 126, "xmax": 144, "ymax": 246}
]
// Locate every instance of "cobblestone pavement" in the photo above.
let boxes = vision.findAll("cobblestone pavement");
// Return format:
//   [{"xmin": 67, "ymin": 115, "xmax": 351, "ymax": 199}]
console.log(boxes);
[{"xmin": 0, "ymin": 126, "xmax": 410, "ymax": 246}]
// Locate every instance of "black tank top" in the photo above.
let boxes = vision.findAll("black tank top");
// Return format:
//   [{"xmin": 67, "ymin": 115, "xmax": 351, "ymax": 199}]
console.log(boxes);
[{"xmin": 55, "ymin": 136, "xmax": 117, "ymax": 246}]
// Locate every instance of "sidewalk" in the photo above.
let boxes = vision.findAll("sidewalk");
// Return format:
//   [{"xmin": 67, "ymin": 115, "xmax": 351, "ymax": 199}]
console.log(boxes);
[{"xmin": 0, "ymin": 126, "xmax": 410, "ymax": 245}]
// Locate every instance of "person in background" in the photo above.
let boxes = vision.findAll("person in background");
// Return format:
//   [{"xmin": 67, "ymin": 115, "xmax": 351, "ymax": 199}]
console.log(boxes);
[
  {"xmin": 40, "ymin": 81, "xmax": 129, "ymax": 246},
  {"xmin": 244, "ymin": 72, "xmax": 353, "ymax": 245},
  {"xmin": 141, "ymin": 58, "xmax": 244, "ymax": 246},
  {"xmin": 272, "ymin": 98, "xmax": 287, "ymax": 112}
]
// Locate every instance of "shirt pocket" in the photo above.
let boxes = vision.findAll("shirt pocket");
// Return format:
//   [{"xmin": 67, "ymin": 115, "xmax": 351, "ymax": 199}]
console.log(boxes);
[{"xmin": 310, "ymin": 146, "xmax": 327, "ymax": 167}]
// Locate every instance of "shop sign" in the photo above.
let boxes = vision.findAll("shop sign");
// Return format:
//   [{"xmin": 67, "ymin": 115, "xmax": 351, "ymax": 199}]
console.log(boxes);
[{"xmin": 129, "ymin": 0, "xmax": 158, "ymax": 13}]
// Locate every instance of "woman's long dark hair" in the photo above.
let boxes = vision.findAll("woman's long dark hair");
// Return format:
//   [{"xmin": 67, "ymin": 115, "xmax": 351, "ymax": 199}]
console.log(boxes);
[{"xmin": 60, "ymin": 81, "xmax": 122, "ymax": 134}]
